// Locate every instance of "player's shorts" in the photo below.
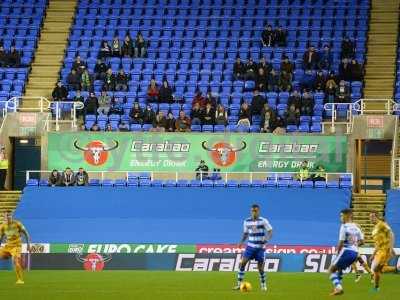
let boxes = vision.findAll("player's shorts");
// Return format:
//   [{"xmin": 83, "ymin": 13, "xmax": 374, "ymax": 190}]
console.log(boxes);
[
  {"xmin": 243, "ymin": 246, "xmax": 265, "ymax": 263},
  {"xmin": 0, "ymin": 244, "xmax": 22, "ymax": 259},
  {"xmin": 371, "ymin": 249, "xmax": 391, "ymax": 270},
  {"xmin": 332, "ymin": 249, "xmax": 358, "ymax": 270}
]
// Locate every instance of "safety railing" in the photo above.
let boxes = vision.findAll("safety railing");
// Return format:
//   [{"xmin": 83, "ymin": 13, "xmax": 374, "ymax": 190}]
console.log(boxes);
[
  {"xmin": 353, "ymin": 98, "xmax": 397, "ymax": 115},
  {"xmin": 26, "ymin": 170, "xmax": 353, "ymax": 186},
  {"xmin": 323, "ymin": 102, "xmax": 357, "ymax": 134},
  {"xmin": 47, "ymin": 101, "xmax": 85, "ymax": 131},
  {"xmin": 6, "ymin": 96, "xmax": 51, "ymax": 113}
]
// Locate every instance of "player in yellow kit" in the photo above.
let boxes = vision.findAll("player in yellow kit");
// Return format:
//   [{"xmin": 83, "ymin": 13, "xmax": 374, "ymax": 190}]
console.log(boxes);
[
  {"xmin": 0, "ymin": 212, "xmax": 31, "ymax": 284},
  {"xmin": 369, "ymin": 212, "xmax": 397, "ymax": 291}
]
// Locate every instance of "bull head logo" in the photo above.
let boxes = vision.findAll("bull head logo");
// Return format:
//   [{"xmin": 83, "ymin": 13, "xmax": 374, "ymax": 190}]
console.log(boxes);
[
  {"xmin": 74, "ymin": 140, "xmax": 119, "ymax": 166},
  {"xmin": 202, "ymin": 141, "xmax": 247, "ymax": 167},
  {"xmin": 76, "ymin": 253, "xmax": 112, "ymax": 272}
]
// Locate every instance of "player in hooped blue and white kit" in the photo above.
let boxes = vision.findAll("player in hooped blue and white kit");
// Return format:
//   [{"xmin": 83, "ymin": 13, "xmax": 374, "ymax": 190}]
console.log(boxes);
[
  {"xmin": 233, "ymin": 204, "xmax": 273, "ymax": 291},
  {"xmin": 329, "ymin": 208, "xmax": 364, "ymax": 296}
]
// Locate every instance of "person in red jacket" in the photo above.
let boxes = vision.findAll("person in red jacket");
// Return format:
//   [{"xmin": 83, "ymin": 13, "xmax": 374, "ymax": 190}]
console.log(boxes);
[{"xmin": 147, "ymin": 79, "xmax": 159, "ymax": 103}]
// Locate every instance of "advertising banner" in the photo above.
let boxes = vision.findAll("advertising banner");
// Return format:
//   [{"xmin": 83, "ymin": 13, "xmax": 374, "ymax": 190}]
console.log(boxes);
[
  {"xmin": 47, "ymin": 132, "xmax": 347, "ymax": 172},
  {"xmin": 50, "ymin": 244, "xmax": 196, "ymax": 254}
]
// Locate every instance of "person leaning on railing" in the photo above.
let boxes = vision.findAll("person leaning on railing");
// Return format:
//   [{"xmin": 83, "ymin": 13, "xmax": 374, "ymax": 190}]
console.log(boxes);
[
  {"xmin": 0, "ymin": 146, "xmax": 8, "ymax": 190},
  {"xmin": 48, "ymin": 169, "xmax": 61, "ymax": 187},
  {"xmin": 312, "ymin": 165, "xmax": 326, "ymax": 182},
  {"xmin": 295, "ymin": 160, "xmax": 310, "ymax": 181}
]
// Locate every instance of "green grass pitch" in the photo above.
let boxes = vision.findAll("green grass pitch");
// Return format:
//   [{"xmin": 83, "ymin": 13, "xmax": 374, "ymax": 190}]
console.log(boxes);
[{"xmin": 0, "ymin": 271, "xmax": 399, "ymax": 300}]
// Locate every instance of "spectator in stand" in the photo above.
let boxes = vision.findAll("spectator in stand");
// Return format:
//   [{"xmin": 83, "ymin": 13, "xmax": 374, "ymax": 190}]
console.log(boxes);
[
  {"xmin": 195, "ymin": 160, "xmax": 209, "ymax": 180},
  {"xmin": 0, "ymin": 46, "xmax": 7, "ymax": 67},
  {"xmin": 244, "ymin": 58, "xmax": 257, "ymax": 81},
  {"xmin": 261, "ymin": 24, "xmax": 274, "ymax": 47},
  {"xmin": 103, "ymin": 68, "xmax": 115, "ymax": 91},
  {"xmin": 336, "ymin": 80, "xmax": 350, "ymax": 103},
  {"xmin": 94, "ymin": 59, "xmax": 108, "ymax": 80},
  {"xmin": 175, "ymin": 110, "xmax": 191, "ymax": 132},
  {"xmin": 281, "ymin": 56, "xmax": 294, "ymax": 74},
  {"xmin": 52, "ymin": 81, "xmax": 68, "ymax": 101},
  {"xmin": 318, "ymin": 45, "xmax": 333, "ymax": 70},
  {"xmin": 99, "ymin": 40, "xmax": 111, "ymax": 59},
  {"xmin": 67, "ymin": 69, "xmax": 81, "ymax": 91},
  {"xmin": 274, "ymin": 26, "xmax": 287, "ymax": 47},
  {"xmin": 312, "ymin": 165, "xmax": 326, "ymax": 182},
  {"xmin": 237, "ymin": 102, "xmax": 251, "ymax": 127},
  {"xmin": 119, "ymin": 121, "xmax": 130, "ymax": 131},
  {"xmin": 339, "ymin": 58, "xmax": 352, "ymax": 81},
  {"xmin": 288, "ymin": 90, "xmax": 302, "ymax": 110},
  {"xmin": 7, "ymin": 46, "xmax": 20, "ymax": 67},
  {"xmin": 166, "ymin": 112, "xmax": 176, "ymax": 132},
  {"xmin": 129, "ymin": 102, "xmax": 143, "ymax": 124},
  {"xmin": 215, "ymin": 104, "xmax": 228, "ymax": 125},
  {"xmin": 284, "ymin": 104, "xmax": 300, "ymax": 126},
  {"xmin": 301, "ymin": 69, "xmax": 316, "ymax": 90},
  {"xmin": 301, "ymin": 90, "xmax": 314, "ymax": 116},
  {"xmin": 325, "ymin": 77, "xmax": 338, "ymax": 103},
  {"xmin": 80, "ymin": 68, "xmax": 91, "ymax": 91},
  {"xmin": 302, "ymin": 46, "xmax": 318, "ymax": 70},
  {"xmin": 314, "ymin": 70, "xmax": 327, "ymax": 92},
  {"xmin": 258, "ymin": 57, "xmax": 272, "ymax": 75},
  {"xmin": 97, "ymin": 90, "xmax": 111, "ymax": 115},
  {"xmin": 233, "ymin": 57, "xmax": 245, "ymax": 80},
  {"xmin": 267, "ymin": 69, "xmax": 279, "ymax": 92},
  {"xmin": 75, "ymin": 167, "xmax": 89, "ymax": 186},
  {"xmin": 109, "ymin": 97, "xmax": 124, "ymax": 115},
  {"xmin": 279, "ymin": 70, "xmax": 292, "ymax": 92},
  {"xmin": 134, "ymin": 32, "xmax": 147, "ymax": 58},
  {"xmin": 60, "ymin": 167, "xmax": 75, "ymax": 187},
  {"xmin": 202, "ymin": 102, "xmax": 215, "ymax": 125},
  {"xmin": 105, "ymin": 123, "xmax": 113, "ymax": 131},
  {"xmin": 72, "ymin": 55, "xmax": 86, "ymax": 75},
  {"xmin": 341, "ymin": 36, "xmax": 355, "ymax": 59},
  {"xmin": 121, "ymin": 34, "xmax": 133, "ymax": 57},
  {"xmin": 147, "ymin": 79, "xmax": 159, "ymax": 102},
  {"xmin": 255, "ymin": 68, "xmax": 268, "ymax": 91},
  {"xmin": 84, "ymin": 92, "xmax": 99, "ymax": 117},
  {"xmin": 251, "ymin": 89, "xmax": 265, "ymax": 115},
  {"xmin": 151, "ymin": 111, "xmax": 167, "ymax": 132},
  {"xmin": 115, "ymin": 69, "xmax": 128, "ymax": 91},
  {"xmin": 274, "ymin": 115, "xmax": 286, "ymax": 134},
  {"xmin": 190, "ymin": 102, "xmax": 203, "ymax": 125},
  {"xmin": 205, "ymin": 92, "xmax": 217, "ymax": 108},
  {"xmin": 260, "ymin": 111, "xmax": 277, "ymax": 133},
  {"xmin": 192, "ymin": 91, "xmax": 206, "ymax": 108},
  {"xmin": 260, "ymin": 103, "xmax": 275, "ymax": 119},
  {"xmin": 90, "ymin": 123, "xmax": 100, "ymax": 131},
  {"xmin": 296, "ymin": 161, "xmax": 310, "ymax": 181},
  {"xmin": 111, "ymin": 36, "xmax": 121, "ymax": 57},
  {"xmin": 142, "ymin": 104, "xmax": 156, "ymax": 124},
  {"xmin": 350, "ymin": 59, "xmax": 363, "ymax": 81},
  {"xmin": 48, "ymin": 169, "xmax": 60, "ymax": 187},
  {"xmin": 158, "ymin": 80, "xmax": 173, "ymax": 103}
]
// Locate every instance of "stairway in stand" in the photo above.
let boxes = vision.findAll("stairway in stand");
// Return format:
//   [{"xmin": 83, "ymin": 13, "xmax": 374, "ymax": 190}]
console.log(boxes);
[
  {"xmin": 23, "ymin": 0, "xmax": 77, "ymax": 108},
  {"xmin": 0, "ymin": 191, "xmax": 22, "ymax": 214},
  {"xmin": 363, "ymin": 0, "xmax": 400, "ymax": 112}
]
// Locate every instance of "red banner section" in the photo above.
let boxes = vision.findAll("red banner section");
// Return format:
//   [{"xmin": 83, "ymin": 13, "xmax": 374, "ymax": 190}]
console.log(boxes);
[{"xmin": 196, "ymin": 244, "xmax": 337, "ymax": 254}]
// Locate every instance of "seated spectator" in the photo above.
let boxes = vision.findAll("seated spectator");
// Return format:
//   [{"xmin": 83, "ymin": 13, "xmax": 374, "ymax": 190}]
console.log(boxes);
[
  {"xmin": 99, "ymin": 40, "xmax": 111, "ymax": 59},
  {"xmin": 215, "ymin": 104, "xmax": 228, "ymax": 125},
  {"xmin": 105, "ymin": 123, "xmax": 113, "ymax": 131},
  {"xmin": 129, "ymin": 102, "xmax": 143, "ymax": 124},
  {"xmin": 312, "ymin": 165, "xmax": 326, "ymax": 182},
  {"xmin": 111, "ymin": 36, "xmax": 121, "ymax": 57},
  {"xmin": 134, "ymin": 32, "xmax": 147, "ymax": 58},
  {"xmin": 261, "ymin": 24, "xmax": 274, "ymax": 47},
  {"xmin": 267, "ymin": 69, "xmax": 279, "ymax": 92},
  {"xmin": 147, "ymin": 79, "xmax": 159, "ymax": 102},
  {"xmin": 166, "ymin": 112, "xmax": 176, "ymax": 132},
  {"xmin": 94, "ymin": 59, "xmax": 108, "ymax": 80},
  {"xmin": 52, "ymin": 81, "xmax": 68, "ymax": 101},
  {"xmin": 244, "ymin": 58, "xmax": 257, "ymax": 81},
  {"xmin": 336, "ymin": 80, "xmax": 350, "ymax": 103},
  {"xmin": 274, "ymin": 26, "xmax": 287, "ymax": 47},
  {"xmin": 302, "ymin": 46, "xmax": 318, "ymax": 70},
  {"xmin": 109, "ymin": 97, "xmax": 124, "ymax": 115},
  {"xmin": 258, "ymin": 57, "xmax": 272, "ymax": 75},
  {"xmin": 260, "ymin": 111, "xmax": 277, "ymax": 133},
  {"xmin": 296, "ymin": 161, "xmax": 310, "ymax": 181},
  {"xmin": 301, "ymin": 69, "xmax": 316, "ymax": 90},
  {"xmin": 103, "ymin": 68, "xmax": 115, "ymax": 91},
  {"xmin": 205, "ymin": 92, "xmax": 217, "ymax": 108},
  {"xmin": 115, "ymin": 69, "xmax": 128, "ymax": 91},
  {"xmin": 274, "ymin": 116, "xmax": 286, "ymax": 134},
  {"xmin": 339, "ymin": 58, "xmax": 352, "ymax": 81},
  {"xmin": 119, "ymin": 121, "xmax": 130, "ymax": 131},
  {"xmin": 195, "ymin": 160, "xmax": 209, "ymax": 180},
  {"xmin": 301, "ymin": 90, "xmax": 314, "ymax": 116},
  {"xmin": 281, "ymin": 56, "xmax": 294, "ymax": 74},
  {"xmin": 151, "ymin": 111, "xmax": 167, "ymax": 132},
  {"xmin": 67, "ymin": 69, "xmax": 81, "ymax": 91},
  {"xmin": 284, "ymin": 104, "xmax": 300, "ymax": 126},
  {"xmin": 325, "ymin": 78, "xmax": 338, "ymax": 103},
  {"xmin": 288, "ymin": 90, "xmax": 302, "ymax": 110},
  {"xmin": 255, "ymin": 68, "xmax": 268, "ymax": 91},
  {"xmin": 237, "ymin": 102, "xmax": 251, "ymax": 127},
  {"xmin": 260, "ymin": 103, "xmax": 275, "ymax": 119},
  {"xmin": 72, "ymin": 55, "xmax": 86, "ymax": 75},
  {"xmin": 192, "ymin": 91, "xmax": 206, "ymax": 108},
  {"xmin": 175, "ymin": 110, "xmax": 191, "ymax": 132},
  {"xmin": 121, "ymin": 34, "xmax": 133, "ymax": 57},
  {"xmin": 251, "ymin": 89, "xmax": 265, "ymax": 115},
  {"xmin": 350, "ymin": 59, "xmax": 363, "ymax": 81},
  {"xmin": 0, "ymin": 46, "xmax": 7, "ymax": 67},
  {"xmin": 80, "ymin": 68, "xmax": 91, "ymax": 91},
  {"xmin": 142, "ymin": 104, "xmax": 156, "ymax": 124},
  {"xmin": 158, "ymin": 80, "xmax": 173, "ymax": 103},
  {"xmin": 48, "ymin": 169, "xmax": 60, "ymax": 187},
  {"xmin": 202, "ymin": 102, "xmax": 215, "ymax": 125},
  {"xmin": 97, "ymin": 90, "xmax": 111, "ymax": 115},
  {"xmin": 233, "ymin": 57, "xmax": 245, "ymax": 80},
  {"xmin": 190, "ymin": 102, "xmax": 203, "ymax": 125},
  {"xmin": 60, "ymin": 167, "xmax": 75, "ymax": 187},
  {"xmin": 75, "ymin": 167, "xmax": 89, "ymax": 186},
  {"xmin": 89, "ymin": 123, "xmax": 99, "ymax": 131},
  {"xmin": 279, "ymin": 70, "xmax": 292, "ymax": 92},
  {"xmin": 314, "ymin": 70, "xmax": 327, "ymax": 92},
  {"xmin": 7, "ymin": 46, "xmax": 20, "ymax": 67},
  {"xmin": 318, "ymin": 45, "xmax": 332, "ymax": 70},
  {"xmin": 84, "ymin": 92, "xmax": 99, "ymax": 116},
  {"xmin": 341, "ymin": 36, "xmax": 355, "ymax": 59}
]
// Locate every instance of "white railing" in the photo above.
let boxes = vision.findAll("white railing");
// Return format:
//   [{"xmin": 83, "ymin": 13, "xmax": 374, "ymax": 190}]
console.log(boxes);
[
  {"xmin": 48, "ymin": 101, "xmax": 84, "ymax": 131},
  {"xmin": 7, "ymin": 96, "xmax": 51, "ymax": 113},
  {"xmin": 323, "ymin": 102, "xmax": 357, "ymax": 134},
  {"xmin": 26, "ymin": 170, "xmax": 353, "ymax": 186},
  {"xmin": 353, "ymin": 98, "xmax": 397, "ymax": 115}
]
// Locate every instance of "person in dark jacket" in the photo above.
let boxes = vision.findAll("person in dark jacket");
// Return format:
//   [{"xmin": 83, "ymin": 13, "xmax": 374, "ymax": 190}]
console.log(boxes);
[
  {"xmin": 111, "ymin": 36, "xmax": 121, "ymax": 57},
  {"xmin": 318, "ymin": 45, "xmax": 333, "ymax": 70},
  {"xmin": 7, "ymin": 46, "xmax": 20, "ymax": 67},
  {"xmin": 75, "ymin": 167, "xmax": 89, "ymax": 186},
  {"xmin": 99, "ymin": 40, "xmax": 111, "ymax": 59},
  {"xmin": 267, "ymin": 69, "xmax": 279, "ymax": 92},
  {"xmin": 339, "ymin": 58, "xmax": 352, "ymax": 82},
  {"xmin": 48, "ymin": 169, "xmax": 61, "ymax": 187},
  {"xmin": 142, "ymin": 104, "xmax": 156, "ymax": 124},
  {"xmin": 258, "ymin": 57, "xmax": 272, "ymax": 75},
  {"xmin": 301, "ymin": 90, "xmax": 314, "ymax": 116},
  {"xmin": 175, "ymin": 110, "xmax": 191, "ymax": 132},
  {"xmin": 237, "ymin": 102, "xmax": 251, "ymax": 127},
  {"xmin": 195, "ymin": 160, "xmax": 209, "ymax": 180},
  {"xmin": 244, "ymin": 58, "xmax": 257, "ymax": 81},
  {"xmin": 288, "ymin": 90, "xmax": 302, "ymax": 110},
  {"xmin": 260, "ymin": 111, "xmax": 277, "ymax": 133},
  {"xmin": 302, "ymin": 46, "xmax": 318, "ymax": 70},
  {"xmin": 84, "ymin": 92, "xmax": 99, "ymax": 116},
  {"xmin": 165, "ymin": 112, "xmax": 176, "ymax": 132},
  {"xmin": 274, "ymin": 26, "xmax": 287, "ymax": 47},
  {"xmin": 202, "ymin": 102, "xmax": 215, "ymax": 125},
  {"xmin": 0, "ymin": 46, "xmax": 7, "ymax": 67},
  {"xmin": 115, "ymin": 69, "xmax": 128, "ymax": 91},
  {"xmin": 350, "ymin": 59, "xmax": 363, "ymax": 81},
  {"xmin": 255, "ymin": 68, "xmax": 268, "ymax": 91},
  {"xmin": 233, "ymin": 57, "xmax": 245, "ymax": 80},
  {"xmin": 251, "ymin": 89, "xmax": 266, "ymax": 115},
  {"xmin": 52, "ymin": 81, "xmax": 68, "ymax": 101},
  {"xmin": 341, "ymin": 36, "xmax": 355, "ymax": 59},
  {"xmin": 151, "ymin": 111, "xmax": 167, "ymax": 132},
  {"xmin": 281, "ymin": 56, "xmax": 294, "ymax": 74},
  {"xmin": 60, "ymin": 167, "xmax": 75, "ymax": 187},
  {"xmin": 121, "ymin": 34, "xmax": 133, "ymax": 57},
  {"xmin": 261, "ymin": 24, "xmax": 274, "ymax": 47},
  {"xmin": 67, "ymin": 69, "xmax": 81, "ymax": 91},
  {"xmin": 314, "ymin": 70, "xmax": 327, "ymax": 91},
  {"xmin": 190, "ymin": 102, "xmax": 203, "ymax": 125},
  {"xmin": 129, "ymin": 102, "xmax": 143, "ymax": 124},
  {"xmin": 284, "ymin": 104, "xmax": 300, "ymax": 126},
  {"xmin": 158, "ymin": 80, "xmax": 173, "ymax": 103},
  {"xmin": 134, "ymin": 32, "xmax": 147, "ymax": 58},
  {"xmin": 336, "ymin": 80, "xmax": 351, "ymax": 103},
  {"xmin": 94, "ymin": 59, "xmax": 108, "ymax": 80},
  {"xmin": 72, "ymin": 55, "xmax": 86, "ymax": 75}
]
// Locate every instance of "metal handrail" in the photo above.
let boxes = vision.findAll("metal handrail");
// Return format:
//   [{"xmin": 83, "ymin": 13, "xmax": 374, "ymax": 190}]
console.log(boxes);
[
  {"xmin": 49, "ymin": 101, "xmax": 85, "ymax": 131},
  {"xmin": 323, "ymin": 102, "xmax": 356, "ymax": 134},
  {"xmin": 6, "ymin": 96, "xmax": 51, "ymax": 113},
  {"xmin": 352, "ymin": 98, "xmax": 397, "ymax": 115}
]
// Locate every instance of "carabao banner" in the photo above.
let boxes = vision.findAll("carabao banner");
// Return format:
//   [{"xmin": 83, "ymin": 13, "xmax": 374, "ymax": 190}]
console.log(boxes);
[{"xmin": 47, "ymin": 132, "xmax": 347, "ymax": 172}]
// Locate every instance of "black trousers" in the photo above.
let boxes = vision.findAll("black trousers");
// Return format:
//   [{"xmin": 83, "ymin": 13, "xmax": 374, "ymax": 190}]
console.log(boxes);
[{"xmin": 0, "ymin": 169, "xmax": 7, "ymax": 190}]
